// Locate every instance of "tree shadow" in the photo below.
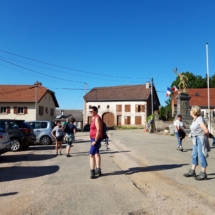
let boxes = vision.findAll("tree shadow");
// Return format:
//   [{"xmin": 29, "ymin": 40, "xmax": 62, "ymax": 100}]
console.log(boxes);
[
  {"xmin": 0, "ymin": 165, "xmax": 59, "ymax": 182},
  {"xmin": 0, "ymin": 154, "xmax": 56, "ymax": 163},
  {"xmin": 102, "ymin": 164, "xmax": 189, "ymax": 176},
  {"xmin": 0, "ymin": 192, "xmax": 18, "ymax": 197}
]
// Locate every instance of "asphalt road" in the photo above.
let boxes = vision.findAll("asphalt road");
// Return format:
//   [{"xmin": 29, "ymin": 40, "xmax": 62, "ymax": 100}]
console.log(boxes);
[{"xmin": 0, "ymin": 130, "xmax": 215, "ymax": 215}]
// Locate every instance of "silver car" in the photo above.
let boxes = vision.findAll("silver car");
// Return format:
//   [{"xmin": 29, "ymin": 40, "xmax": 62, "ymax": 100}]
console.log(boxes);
[
  {"xmin": 0, "ymin": 127, "xmax": 11, "ymax": 155},
  {"xmin": 26, "ymin": 121, "xmax": 55, "ymax": 145}
]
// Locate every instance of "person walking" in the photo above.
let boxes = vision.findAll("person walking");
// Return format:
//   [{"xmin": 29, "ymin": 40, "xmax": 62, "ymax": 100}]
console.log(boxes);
[
  {"xmin": 64, "ymin": 118, "xmax": 77, "ymax": 157},
  {"xmin": 51, "ymin": 121, "xmax": 65, "ymax": 156},
  {"xmin": 183, "ymin": 106, "xmax": 210, "ymax": 180},
  {"xmin": 174, "ymin": 115, "xmax": 185, "ymax": 151},
  {"xmin": 89, "ymin": 106, "xmax": 103, "ymax": 179},
  {"xmin": 148, "ymin": 117, "xmax": 154, "ymax": 133},
  {"xmin": 102, "ymin": 121, "xmax": 110, "ymax": 150}
]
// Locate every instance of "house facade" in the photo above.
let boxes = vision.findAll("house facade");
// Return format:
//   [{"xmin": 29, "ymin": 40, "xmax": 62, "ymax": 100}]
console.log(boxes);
[
  {"xmin": 0, "ymin": 84, "xmax": 59, "ymax": 121},
  {"xmin": 172, "ymin": 88, "xmax": 215, "ymax": 118},
  {"xmin": 83, "ymin": 84, "xmax": 160, "ymax": 127}
]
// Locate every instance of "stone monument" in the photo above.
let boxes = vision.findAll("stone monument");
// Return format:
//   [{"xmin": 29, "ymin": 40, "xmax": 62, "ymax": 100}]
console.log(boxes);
[{"xmin": 173, "ymin": 68, "xmax": 193, "ymax": 129}]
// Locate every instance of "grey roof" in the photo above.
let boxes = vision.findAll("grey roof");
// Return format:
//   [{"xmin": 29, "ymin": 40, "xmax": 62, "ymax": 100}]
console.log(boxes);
[
  {"xmin": 84, "ymin": 84, "xmax": 151, "ymax": 101},
  {"xmin": 55, "ymin": 109, "xmax": 83, "ymax": 122}
]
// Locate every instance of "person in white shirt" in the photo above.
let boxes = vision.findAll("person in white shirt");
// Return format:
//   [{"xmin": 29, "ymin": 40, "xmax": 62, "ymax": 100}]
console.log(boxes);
[{"xmin": 174, "ymin": 115, "xmax": 185, "ymax": 151}]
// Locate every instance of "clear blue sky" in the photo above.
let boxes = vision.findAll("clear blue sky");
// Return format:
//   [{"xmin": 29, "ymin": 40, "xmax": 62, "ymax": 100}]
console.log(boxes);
[{"xmin": 0, "ymin": 0, "xmax": 215, "ymax": 110}]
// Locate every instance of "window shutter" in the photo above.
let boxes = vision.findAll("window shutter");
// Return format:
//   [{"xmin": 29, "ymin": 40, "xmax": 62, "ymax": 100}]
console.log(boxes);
[
  {"xmin": 127, "ymin": 116, "xmax": 131, "ymax": 124},
  {"xmin": 135, "ymin": 116, "xmax": 141, "ymax": 125},
  {"xmin": 24, "ymin": 107, "xmax": 28, "ymax": 114},
  {"xmin": 141, "ymin": 105, "xmax": 145, "ymax": 112},
  {"xmin": 124, "ymin": 117, "xmax": 128, "ymax": 125},
  {"xmin": 125, "ymin": 105, "xmax": 130, "ymax": 112},
  {"xmin": 14, "ymin": 106, "xmax": 17, "ymax": 114},
  {"xmin": 6, "ymin": 106, "xmax": 10, "ymax": 114},
  {"xmin": 135, "ymin": 105, "xmax": 139, "ymax": 112},
  {"xmin": 116, "ymin": 105, "xmax": 122, "ymax": 112}
]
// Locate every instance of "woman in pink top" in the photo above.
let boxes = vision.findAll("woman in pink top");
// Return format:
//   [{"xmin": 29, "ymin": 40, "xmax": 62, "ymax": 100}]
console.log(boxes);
[{"xmin": 89, "ymin": 106, "xmax": 103, "ymax": 179}]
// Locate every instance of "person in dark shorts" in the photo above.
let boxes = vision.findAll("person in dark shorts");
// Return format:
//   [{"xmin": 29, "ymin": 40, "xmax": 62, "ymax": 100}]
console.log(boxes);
[
  {"xmin": 51, "ymin": 121, "xmax": 64, "ymax": 156},
  {"xmin": 89, "ymin": 106, "xmax": 103, "ymax": 179},
  {"xmin": 64, "ymin": 118, "xmax": 76, "ymax": 157}
]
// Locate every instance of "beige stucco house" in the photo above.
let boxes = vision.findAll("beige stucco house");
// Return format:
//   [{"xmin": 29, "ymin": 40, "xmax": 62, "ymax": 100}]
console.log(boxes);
[
  {"xmin": 83, "ymin": 84, "xmax": 160, "ymax": 128},
  {"xmin": 0, "ymin": 83, "xmax": 59, "ymax": 121}
]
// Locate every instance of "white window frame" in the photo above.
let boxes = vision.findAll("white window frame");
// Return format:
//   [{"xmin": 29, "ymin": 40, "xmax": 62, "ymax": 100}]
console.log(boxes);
[{"xmin": 17, "ymin": 107, "xmax": 24, "ymax": 114}]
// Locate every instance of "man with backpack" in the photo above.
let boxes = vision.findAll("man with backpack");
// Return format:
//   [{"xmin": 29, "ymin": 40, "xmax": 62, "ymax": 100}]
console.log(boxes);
[
  {"xmin": 89, "ymin": 106, "xmax": 103, "ymax": 179},
  {"xmin": 174, "ymin": 114, "xmax": 185, "ymax": 151}
]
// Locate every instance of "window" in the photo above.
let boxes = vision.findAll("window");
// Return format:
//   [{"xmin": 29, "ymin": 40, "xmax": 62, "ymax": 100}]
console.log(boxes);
[
  {"xmin": 116, "ymin": 105, "xmax": 122, "ymax": 112},
  {"xmin": 24, "ymin": 107, "xmax": 28, "ymax": 114},
  {"xmin": 50, "ymin": 108, "xmax": 54, "ymax": 117},
  {"xmin": 18, "ymin": 107, "xmax": 24, "ymax": 114},
  {"xmin": 45, "ymin": 107, "xmax": 48, "ymax": 114},
  {"xmin": 89, "ymin": 105, "xmax": 92, "ymax": 109},
  {"xmin": 135, "ymin": 116, "xmax": 142, "ymax": 125},
  {"xmin": 124, "ymin": 116, "xmax": 131, "ymax": 125},
  {"xmin": 39, "ymin": 106, "xmax": 44, "ymax": 116},
  {"xmin": 125, "ymin": 105, "xmax": 131, "ymax": 112},
  {"xmin": 0, "ymin": 107, "xmax": 7, "ymax": 113},
  {"xmin": 135, "ymin": 105, "xmax": 145, "ymax": 112}
]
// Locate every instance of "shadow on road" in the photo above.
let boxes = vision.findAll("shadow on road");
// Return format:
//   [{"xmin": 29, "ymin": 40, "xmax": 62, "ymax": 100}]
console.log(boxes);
[
  {"xmin": 0, "ymin": 165, "xmax": 59, "ymax": 182},
  {"xmin": 0, "ymin": 154, "xmax": 56, "ymax": 163},
  {"xmin": 0, "ymin": 192, "xmax": 18, "ymax": 197},
  {"xmin": 70, "ymin": 150, "xmax": 130, "ymax": 157},
  {"xmin": 102, "ymin": 164, "xmax": 189, "ymax": 176}
]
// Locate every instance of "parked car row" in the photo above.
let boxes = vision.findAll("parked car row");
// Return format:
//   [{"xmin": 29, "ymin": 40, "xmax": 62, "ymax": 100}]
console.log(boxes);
[{"xmin": 0, "ymin": 120, "xmax": 55, "ymax": 154}]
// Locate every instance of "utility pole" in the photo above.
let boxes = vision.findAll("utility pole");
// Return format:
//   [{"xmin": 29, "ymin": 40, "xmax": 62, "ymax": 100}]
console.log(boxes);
[
  {"xmin": 34, "ymin": 81, "xmax": 41, "ymax": 120},
  {"xmin": 85, "ymin": 82, "xmax": 88, "ymax": 94},
  {"xmin": 151, "ymin": 78, "xmax": 154, "ymax": 115},
  {"xmin": 206, "ymin": 43, "xmax": 211, "ymax": 132}
]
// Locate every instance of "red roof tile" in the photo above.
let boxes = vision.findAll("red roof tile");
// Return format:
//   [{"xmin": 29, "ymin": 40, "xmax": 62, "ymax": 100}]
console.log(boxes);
[
  {"xmin": 0, "ymin": 85, "xmax": 59, "ymax": 107},
  {"xmin": 173, "ymin": 88, "xmax": 215, "ymax": 107}
]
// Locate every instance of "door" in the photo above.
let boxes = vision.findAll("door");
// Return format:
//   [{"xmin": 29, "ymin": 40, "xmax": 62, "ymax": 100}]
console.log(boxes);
[
  {"xmin": 117, "ymin": 115, "xmax": 121, "ymax": 126},
  {"xmin": 88, "ymin": 116, "xmax": 92, "ymax": 125},
  {"xmin": 103, "ymin": 112, "xmax": 114, "ymax": 127}
]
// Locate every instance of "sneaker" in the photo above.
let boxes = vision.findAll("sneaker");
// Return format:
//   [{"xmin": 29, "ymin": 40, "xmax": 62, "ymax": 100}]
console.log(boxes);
[
  {"xmin": 90, "ymin": 169, "xmax": 96, "ymax": 179},
  {"xmin": 66, "ymin": 154, "xmax": 71, "ymax": 157},
  {"xmin": 95, "ymin": 168, "xmax": 102, "ymax": 176},
  {"xmin": 195, "ymin": 171, "xmax": 207, "ymax": 181},
  {"xmin": 183, "ymin": 169, "xmax": 196, "ymax": 177},
  {"xmin": 179, "ymin": 146, "xmax": 183, "ymax": 151},
  {"xmin": 177, "ymin": 146, "xmax": 180, "ymax": 150}
]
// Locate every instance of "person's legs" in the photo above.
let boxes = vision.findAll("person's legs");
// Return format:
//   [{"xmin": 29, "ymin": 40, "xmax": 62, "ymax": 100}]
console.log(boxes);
[
  {"xmin": 95, "ymin": 153, "xmax": 101, "ymax": 169},
  {"xmin": 175, "ymin": 132, "xmax": 181, "ymax": 149},
  {"xmin": 89, "ymin": 138, "xmax": 97, "ymax": 178},
  {"xmin": 184, "ymin": 143, "xmax": 197, "ymax": 177},
  {"xmin": 55, "ymin": 140, "xmax": 58, "ymax": 155},
  {"xmin": 59, "ymin": 141, "xmax": 62, "ymax": 154}
]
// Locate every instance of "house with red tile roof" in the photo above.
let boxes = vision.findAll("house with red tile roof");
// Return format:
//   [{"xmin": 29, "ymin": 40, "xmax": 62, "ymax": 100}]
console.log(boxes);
[
  {"xmin": 172, "ymin": 88, "xmax": 215, "ymax": 117},
  {"xmin": 0, "ymin": 83, "xmax": 59, "ymax": 121},
  {"xmin": 83, "ymin": 84, "xmax": 160, "ymax": 127}
]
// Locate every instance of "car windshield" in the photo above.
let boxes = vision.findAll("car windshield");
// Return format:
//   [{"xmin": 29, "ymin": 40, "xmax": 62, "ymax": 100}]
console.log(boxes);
[{"xmin": 16, "ymin": 121, "xmax": 31, "ymax": 128}]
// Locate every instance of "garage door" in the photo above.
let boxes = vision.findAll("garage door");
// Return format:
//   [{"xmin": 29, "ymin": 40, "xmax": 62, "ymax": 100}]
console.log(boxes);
[{"xmin": 102, "ymin": 112, "xmax": 114, "ymax": 127}]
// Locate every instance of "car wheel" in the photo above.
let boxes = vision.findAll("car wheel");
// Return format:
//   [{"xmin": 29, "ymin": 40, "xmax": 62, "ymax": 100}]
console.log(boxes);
[
  {"xmin": 40, "ymin": 136, "xmax": 51, "ymax": 145},
  {"xmin": 11, "ymin": 139, "xmax": 22, "ymax": 151}
]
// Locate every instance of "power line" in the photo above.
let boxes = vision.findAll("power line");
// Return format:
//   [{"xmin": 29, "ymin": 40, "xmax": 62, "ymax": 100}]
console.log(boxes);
[
  {"xmin": 0, "ymin": 64, "xmax": 84, "ymax": 86},
  {"xmin": 0, "ymin": 58, "xmax": 86, "ymax": 84},
  {"xmin": 0, "ymin": 49, "xmax": 150, "ymax": 80}
]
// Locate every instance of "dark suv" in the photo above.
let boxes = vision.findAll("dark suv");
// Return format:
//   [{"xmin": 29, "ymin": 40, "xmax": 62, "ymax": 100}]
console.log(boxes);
[{"xmin": 0, "ymin": 119, "xmax": 36, "ymax": 151}]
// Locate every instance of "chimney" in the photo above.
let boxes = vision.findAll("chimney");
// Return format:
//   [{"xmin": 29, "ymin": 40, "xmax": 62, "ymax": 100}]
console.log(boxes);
[{"xmin": 146, "ymin": 82, "xmax": 150, "ymax": 89}]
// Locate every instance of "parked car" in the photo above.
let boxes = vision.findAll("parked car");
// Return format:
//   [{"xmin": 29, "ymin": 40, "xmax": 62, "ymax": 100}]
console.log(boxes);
[
  {"xmin": 0, "ymin": 119, "xmax": 36, "ymax": 151},
  {"xmin": 26, "ymin": 121, "xmax": 55, "ymax": 145},
  {"xmin": 0, "ymin": 127, "xmax": 11, "ymax": 155}
]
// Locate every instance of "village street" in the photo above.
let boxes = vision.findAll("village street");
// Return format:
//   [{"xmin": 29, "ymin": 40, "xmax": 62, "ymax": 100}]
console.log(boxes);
[{"xmin": 1, "ymin": 130, "xmax": 215, "ymax": 215}]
